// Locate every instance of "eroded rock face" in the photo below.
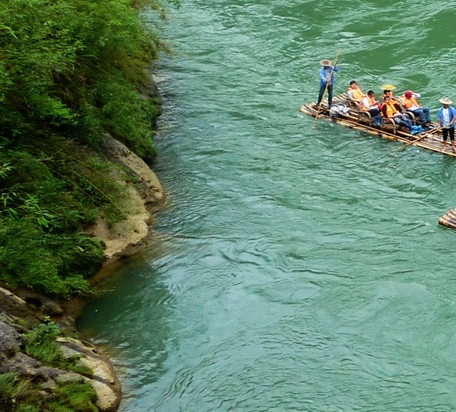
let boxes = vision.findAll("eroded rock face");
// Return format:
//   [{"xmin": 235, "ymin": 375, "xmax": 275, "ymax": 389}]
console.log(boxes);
[
  {"xmin": 0, "ymin": 320, "xmax": 23, "ymax": 358},
  {"xmin": 58, "ymin": 337, "xmax": 122, "ymax": 412},
  {"xmin": 85, "ymin": 134, "xmax": 166, "ymax": 266},
  {"xmin": 0, "ymin": 287, "xmax": 42, "ymax": 323},
  {"xmin": 0, "ymin": 287, "xmax": 122, "ymax": 412},
  {"xmin": 101, "ymin": 134, "xmax": 165, "ymax": 213}
]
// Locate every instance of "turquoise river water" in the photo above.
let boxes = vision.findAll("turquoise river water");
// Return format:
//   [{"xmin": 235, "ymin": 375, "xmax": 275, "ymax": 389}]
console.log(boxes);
[{"xmin": 77, "ymin": 1, "xmax": 456, "ymax": 411}]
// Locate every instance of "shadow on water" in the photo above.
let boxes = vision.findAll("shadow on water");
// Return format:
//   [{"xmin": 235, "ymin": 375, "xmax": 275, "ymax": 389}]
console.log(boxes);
[{"xmin": 77, "ymin": 244, "xmax": 175, "ymax": 390}]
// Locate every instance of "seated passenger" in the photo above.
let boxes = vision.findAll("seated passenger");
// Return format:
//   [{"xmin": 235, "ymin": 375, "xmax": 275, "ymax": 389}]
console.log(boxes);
[
  {"xmin": 380, "ymin": 84, "xmax": 403, "ymax": 104},
  {"xmin": 359, "ymin": 90, "xmax": 381, "ymax": 126},
  {"xmin": 401, "ymin": 90, "xmax": 431, "ymax": 127},
  {"xmin": 382, "ymin": 89, "xmax": 393, "ymax": 100},
  {"xmin": 382, "ymin": 89, "xmax": 400, "ymax": 103},
  {"xmin": 381, "ymin": 83, "xmax": 395, "ymax": 94},
  {"xmin": 381, "ymin": 95, "xmax": 413, "ymax": 131},
  {"xmin": 346, "ymin": 80, "xmax": 365, "ymax": 105}
]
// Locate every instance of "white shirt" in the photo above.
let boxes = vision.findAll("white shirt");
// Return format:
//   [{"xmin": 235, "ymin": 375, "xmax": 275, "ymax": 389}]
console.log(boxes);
[
  {"xmin": 360, "ymin": 96, "xmax": 377, "ymax": 110},
  {"xmin": 442, "ymin": 108, "xmax": 451, "ymax": 128}
]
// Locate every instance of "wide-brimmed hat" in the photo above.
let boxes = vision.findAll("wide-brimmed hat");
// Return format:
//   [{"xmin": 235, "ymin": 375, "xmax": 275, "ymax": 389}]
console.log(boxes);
[
  {"xmin": 381, "ymin": 84, "xmax": 396, "ymax": 91},
  {"xmin": 439, "ymin": 97, "xmax": 453, "ymax": 105},
  {"xmin": 320, "ymin": 59, "xmax": 331, "ymax": 66}
]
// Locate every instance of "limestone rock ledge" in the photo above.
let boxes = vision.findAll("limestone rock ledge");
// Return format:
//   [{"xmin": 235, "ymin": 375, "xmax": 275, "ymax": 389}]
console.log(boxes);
[
  {"xmin": 86, "ymin": 133, "xmax": 166, "ymax": 267},
  {"xmin": 0, "ymin": 287, "xmax": 121, "ymax": 411}
]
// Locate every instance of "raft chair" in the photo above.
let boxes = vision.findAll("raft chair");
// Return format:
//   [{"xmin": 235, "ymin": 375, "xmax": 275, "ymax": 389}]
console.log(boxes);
[
  {"xmin": 357, "ymin": 109, "xmax": 375, "ymax": 127},
  {"xmin": 345, "ymin": 100, "xmax": 376, "ymax": 127},
  {"xmin": 405, "ymin": 111, "xmax": 418, "ymax": 125},
  {"xmin": 380, "ymin": 115, "xmax": 398, "ymax": 134}
]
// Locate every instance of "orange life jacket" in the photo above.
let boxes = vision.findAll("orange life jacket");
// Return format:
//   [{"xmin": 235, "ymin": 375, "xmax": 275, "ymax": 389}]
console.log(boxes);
[
  {"xmin": 383, "ymin": 101, "xmax": 399, "ymax": 117},
  {"xmin": 403, "ymin": 96, "xmax": 420, "ymax": 109}
]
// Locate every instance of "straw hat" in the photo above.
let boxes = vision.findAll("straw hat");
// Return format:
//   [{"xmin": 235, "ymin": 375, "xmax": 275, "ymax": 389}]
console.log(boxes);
[
  {"xmin": 381, "ymin": 84, "xmax": 396, "ymax": 91},
  {"xmin": 439, "ymin": 97, "xmax": 453, "ymax": 105},
  {"xmin": 320, "ymin": 59, "xmax": 331, "ymax": 66}
]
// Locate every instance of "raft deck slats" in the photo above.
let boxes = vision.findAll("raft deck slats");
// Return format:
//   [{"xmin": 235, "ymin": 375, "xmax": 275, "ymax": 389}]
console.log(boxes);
[
  {"xmin": 439, "ymin": 209, "xmax": 456, "ymax": 229},
  {"xmin": 299, "ymin": 93, "xmax": 456, "ymax": 158}
]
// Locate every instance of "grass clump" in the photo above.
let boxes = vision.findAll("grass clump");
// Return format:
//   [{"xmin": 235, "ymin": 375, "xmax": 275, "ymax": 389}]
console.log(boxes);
[
  {"xmin": 49, "ymin": 381, "xmax": 98, "ymax": 412},
  {"xmin": 24, "ymin": 321, "xmax": 63, "ymax": 366},
  {"xmin": 24, "ymin": 319, "xmax": 93, "ymax": 378},
  {"xmin": 0, "ymin": 320, "xmax": 99, "ymax": 411},
  {"xmin": 0, "ymin": 372, "xmax": 98, "ymax": 412}
]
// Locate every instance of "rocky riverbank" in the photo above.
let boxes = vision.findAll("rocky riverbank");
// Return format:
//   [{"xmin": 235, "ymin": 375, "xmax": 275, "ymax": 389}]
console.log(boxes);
[{"xmin": 0, "ymin": 135, "xmax": 166, "ymax": 411}]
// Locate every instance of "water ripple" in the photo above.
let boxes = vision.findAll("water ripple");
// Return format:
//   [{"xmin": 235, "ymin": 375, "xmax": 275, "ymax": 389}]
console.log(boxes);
[{"xmin": 79, "ymin": 1, "xmax": 456, "ymax": 411}]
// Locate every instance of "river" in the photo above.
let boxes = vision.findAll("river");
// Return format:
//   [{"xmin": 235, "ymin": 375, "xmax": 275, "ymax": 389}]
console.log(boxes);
[{"xmin": 77, "ymin": 1, "xmax": 456, "ymax": 411}]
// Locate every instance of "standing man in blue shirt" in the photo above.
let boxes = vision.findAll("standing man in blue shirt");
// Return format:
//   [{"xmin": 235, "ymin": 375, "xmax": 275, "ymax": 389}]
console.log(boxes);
[
  {"xmin": 436, "ymin": 97, "xmax": 456, "ymax": 152},
  {"xmin": 316, "ymin": 59, "xmax": 340, "ymax": 109}
]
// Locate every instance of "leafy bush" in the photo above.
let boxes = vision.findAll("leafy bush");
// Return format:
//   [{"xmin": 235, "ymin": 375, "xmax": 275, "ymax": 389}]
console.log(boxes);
[
  {"xmin": 0, "ymin": 0, "xmax": 178, "ymax": 155},
  {"xmin": 0, "ymin": 0, "xmax": 178, "ymax": 299},
  {"xmin": 0, "ymin": 141, "xmax": 110, "ymax": 297}
]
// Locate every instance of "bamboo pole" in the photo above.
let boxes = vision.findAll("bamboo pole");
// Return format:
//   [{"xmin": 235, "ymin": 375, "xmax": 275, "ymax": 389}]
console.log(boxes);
[{"xmin": 395, "ymin": 126, "xmax": 439, "ymax": 151}]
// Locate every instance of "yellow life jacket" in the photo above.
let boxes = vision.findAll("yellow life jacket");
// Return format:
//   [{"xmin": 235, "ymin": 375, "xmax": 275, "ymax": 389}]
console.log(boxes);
[
  {"xmin": 347, "ymin": 86, "xmax": 364, "ymax": 101},
  {"xmin": 361, "ymin": 96, "xmax": 376, "ymax": 111}
]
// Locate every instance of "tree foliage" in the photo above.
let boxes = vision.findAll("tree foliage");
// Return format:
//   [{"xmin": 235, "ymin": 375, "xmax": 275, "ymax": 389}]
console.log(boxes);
[
  {"xmin": 0, "ymin": 0, "xmax": 179, "ymax": 155},
  {"xmin": 0, "ymin": 0, "xmax": 178, "ymax": 298}
]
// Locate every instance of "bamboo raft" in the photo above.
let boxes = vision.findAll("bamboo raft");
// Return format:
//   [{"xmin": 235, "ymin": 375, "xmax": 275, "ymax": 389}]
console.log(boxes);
[
  {"xmin": 439, "ymin": 209, "xmax": 456, "ymax": 230},
  {"xmin": 300, "ymin": 93, "xmax": 456, "ymax": 230},
  {"xmin": 299, "ymin": 93, "xmax": 456, "ymax": 158}
]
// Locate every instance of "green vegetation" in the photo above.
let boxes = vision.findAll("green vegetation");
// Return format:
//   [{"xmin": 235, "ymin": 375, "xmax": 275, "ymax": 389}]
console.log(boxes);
[
  {"xmin": 0, "ymin": 371, "xmax": 98, "ymax": 412},
  {"xmin": 0, "ymin": 0, "xmax": 179, "ymax": 298},
  {"xmin": 25, "ymin": 320, "xmax": 65, "ymax": 366},
  {"xmin": 0, "ymin": 372, "xmax": 34, "ymax": 412},
  {"xmin": 24, "ymin": 319, "xmax": 93, "ymax": 376},
  {"xmin": 0, "ymin": 320, "xmax": 97, "ymax": 411}
]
